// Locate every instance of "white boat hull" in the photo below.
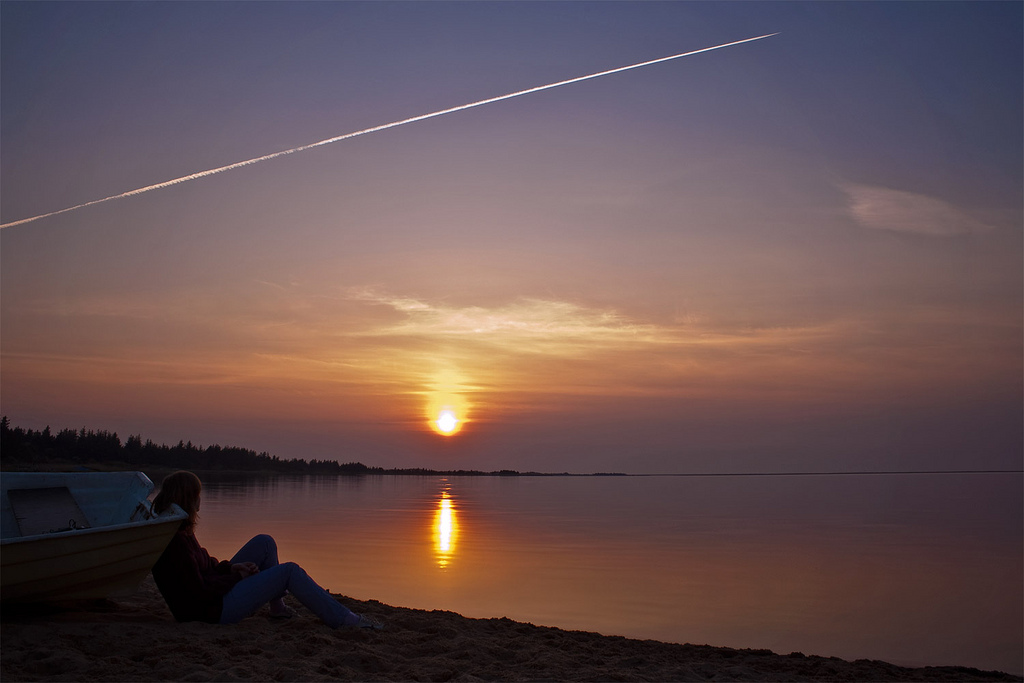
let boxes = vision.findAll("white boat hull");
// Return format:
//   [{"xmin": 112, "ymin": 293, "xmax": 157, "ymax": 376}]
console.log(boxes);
[{"xmin": 1, "ymin": 471, "xmax": 186, "ymax": 602}]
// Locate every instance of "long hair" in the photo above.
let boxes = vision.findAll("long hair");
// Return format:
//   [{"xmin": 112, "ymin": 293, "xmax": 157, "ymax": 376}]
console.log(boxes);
[{"xmin": 153, "ymin": 471, "xmax": 202, "ymax": 532}]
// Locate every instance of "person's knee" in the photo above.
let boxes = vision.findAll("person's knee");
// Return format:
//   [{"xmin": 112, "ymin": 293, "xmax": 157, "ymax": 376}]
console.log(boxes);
[
  {"xmin": 250, "ymin": 533, "xmax": 277, "ymax": 556},
  {"xmin": 253, "ymin": 533, "xmax": 276, "ymax": 547}
]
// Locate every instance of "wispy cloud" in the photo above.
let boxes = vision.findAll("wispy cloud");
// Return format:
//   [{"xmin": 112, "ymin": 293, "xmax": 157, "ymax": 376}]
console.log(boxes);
[
  {"xmin": 344, "ymin": 288, "xmax": 667, "ymax": 354},
  {"xmin": 6, "ymin": 281, "xmax": 1006, "ymax": 428},
  {"xmin": 843, "ymin": 183, "xmax": 993, "ymax": 236}
]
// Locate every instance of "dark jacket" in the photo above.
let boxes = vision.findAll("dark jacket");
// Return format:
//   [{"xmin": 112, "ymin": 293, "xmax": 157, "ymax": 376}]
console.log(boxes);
[{"xmin": 152, "ymin": 529, "xmax": 242, "ymax": 623}]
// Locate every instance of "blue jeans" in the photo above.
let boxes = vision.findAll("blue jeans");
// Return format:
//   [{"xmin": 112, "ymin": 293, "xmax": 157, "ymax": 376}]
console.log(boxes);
[{"xmin": 219, "ymin": 534, "xmax": 359, "ymax": 628}]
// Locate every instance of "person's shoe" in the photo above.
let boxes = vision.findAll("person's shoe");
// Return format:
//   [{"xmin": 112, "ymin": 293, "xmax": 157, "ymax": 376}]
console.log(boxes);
[{"xmin": 355, "ymin": 615, "xmax": 385, "ymax": 630}]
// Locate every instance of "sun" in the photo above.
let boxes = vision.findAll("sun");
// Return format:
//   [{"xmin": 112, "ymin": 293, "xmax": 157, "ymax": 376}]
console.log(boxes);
[
  {"xmin": 425, "ymin": 371, "xmax": 469, "ymax": 436},
  {"xmin": 434, "ymin": 409, "xmax": 460, "ymax": 436}
]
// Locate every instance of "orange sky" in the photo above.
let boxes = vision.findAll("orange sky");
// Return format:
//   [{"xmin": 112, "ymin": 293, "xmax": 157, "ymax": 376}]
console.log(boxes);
[{"xmin": 2, "ymin": 2, "xmax": 1021, "ymax": 472}]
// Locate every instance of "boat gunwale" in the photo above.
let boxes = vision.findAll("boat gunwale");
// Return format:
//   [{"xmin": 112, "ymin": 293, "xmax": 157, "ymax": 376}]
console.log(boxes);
[{"xmin": 1, "ymin": 504, "xmax": 187, "ymax": 545}]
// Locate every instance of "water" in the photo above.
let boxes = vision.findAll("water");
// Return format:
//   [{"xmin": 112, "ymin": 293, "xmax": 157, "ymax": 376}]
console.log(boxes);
[{"xmin": 192, "ymin": 473, "xmax": 1023, "ymax": 675}]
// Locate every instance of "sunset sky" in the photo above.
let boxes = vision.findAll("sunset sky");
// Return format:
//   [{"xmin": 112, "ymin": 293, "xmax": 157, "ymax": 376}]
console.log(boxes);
[{"xmin": 2, "ymin": 2, "xmax": 1021, "ymax": 474}]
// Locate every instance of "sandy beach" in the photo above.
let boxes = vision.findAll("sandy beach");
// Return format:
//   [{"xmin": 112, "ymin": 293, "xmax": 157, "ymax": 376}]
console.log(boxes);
[{"xmin": 1, "ymin": 577, "xmax": 1019, "ymax": 683}]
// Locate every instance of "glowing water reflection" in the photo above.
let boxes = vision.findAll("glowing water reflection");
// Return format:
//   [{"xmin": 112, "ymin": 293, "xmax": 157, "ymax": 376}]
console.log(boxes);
[
  {"xmin": 433, "ymin": 488, "xmax": 458, "ymax": 568},
  {"xmin": 195, "ymin": 474, "xmax": 1023, "ymax": 675}
]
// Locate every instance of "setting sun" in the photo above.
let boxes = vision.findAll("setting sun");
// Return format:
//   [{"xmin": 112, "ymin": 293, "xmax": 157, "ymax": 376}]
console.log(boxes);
[
  {"xmin": 435, "ymin": 409, "xmax": 459, "ymax": 435},
  {"xmin": 425, "ymin": 370, "xmax": 470, "ymax": 436}
]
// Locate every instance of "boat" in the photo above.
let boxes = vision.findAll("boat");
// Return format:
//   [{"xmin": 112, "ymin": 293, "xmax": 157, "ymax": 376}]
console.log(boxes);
[{"xmin": 1, "ymin": 471, "xmax": 187, "ymax": 602}]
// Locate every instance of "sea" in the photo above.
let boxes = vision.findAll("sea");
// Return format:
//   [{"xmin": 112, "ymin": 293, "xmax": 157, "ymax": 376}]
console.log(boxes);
[{"xmin": 193, "ymin": 472, "xmax": 1023, "ymax": 675}]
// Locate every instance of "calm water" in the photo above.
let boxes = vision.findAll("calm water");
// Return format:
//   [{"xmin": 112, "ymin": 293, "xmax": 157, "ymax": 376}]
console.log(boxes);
[{"xmin": 193, "ymin": 473, "xmax": 1022, "ymax": 675}]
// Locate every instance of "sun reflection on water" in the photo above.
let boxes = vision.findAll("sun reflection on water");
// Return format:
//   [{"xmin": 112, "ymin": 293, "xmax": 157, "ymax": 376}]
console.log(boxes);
[{"xmin": 433, "ymin": 489, "xmax": 458, "ymax": 569}]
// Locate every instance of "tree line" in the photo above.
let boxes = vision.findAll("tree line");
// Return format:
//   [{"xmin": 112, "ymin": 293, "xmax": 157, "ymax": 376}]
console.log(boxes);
[
  {"xmin": 0, "ymin": 417, "xmax": 555, "ymax": 476},
  {"xmin": 0, "ymin": 416, "xmax": 374, "ymax": 474}
]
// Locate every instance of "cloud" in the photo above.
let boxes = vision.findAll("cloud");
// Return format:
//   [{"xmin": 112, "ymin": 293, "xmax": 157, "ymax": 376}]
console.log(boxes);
[
  {"xmin": 344, "ymin": 288, "xmax": 665, "ymax": 355},
  {"xmin": 843, "ymin": 184, "xmax": 993, "ymax": 236},
  {"xmin": 9, "ymin": 281, "xmax": 1005, "ymax": 429}
]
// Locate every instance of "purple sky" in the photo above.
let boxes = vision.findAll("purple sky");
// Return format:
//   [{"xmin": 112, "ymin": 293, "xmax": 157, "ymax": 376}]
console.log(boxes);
[{"xmin": 2, "ymin": 2, "xmax": 1021, "ymax": 473}]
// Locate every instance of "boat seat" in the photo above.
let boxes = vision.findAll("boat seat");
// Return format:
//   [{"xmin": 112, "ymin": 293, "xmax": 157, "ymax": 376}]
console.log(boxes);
[{"xmin": 7, "ymin": 487, "xmax": 92, "ymax": 537}]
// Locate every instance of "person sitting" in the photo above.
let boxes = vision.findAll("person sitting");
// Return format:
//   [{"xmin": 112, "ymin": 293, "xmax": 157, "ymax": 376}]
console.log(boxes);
[{"xmin": 150, "ymin": 470, "xmax": 381, "ymax": 630}]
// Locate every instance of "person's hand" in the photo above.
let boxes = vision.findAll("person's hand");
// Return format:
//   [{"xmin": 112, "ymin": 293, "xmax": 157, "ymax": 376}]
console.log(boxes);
[{"xmin": 232, "ymin": 562, "xmax": 259, "ymax": 578}]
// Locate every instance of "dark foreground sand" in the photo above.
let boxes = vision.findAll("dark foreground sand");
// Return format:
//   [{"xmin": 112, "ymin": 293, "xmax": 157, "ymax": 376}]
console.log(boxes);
[{"xmin": 2, "ymin": 577, "xmax": 1019, "ymax": 683}]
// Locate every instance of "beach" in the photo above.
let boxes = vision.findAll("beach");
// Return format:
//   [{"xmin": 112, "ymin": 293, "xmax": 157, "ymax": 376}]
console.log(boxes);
[{"xmin": 1, "ymin": 577, "xmax": 1019, "ymax": 683}]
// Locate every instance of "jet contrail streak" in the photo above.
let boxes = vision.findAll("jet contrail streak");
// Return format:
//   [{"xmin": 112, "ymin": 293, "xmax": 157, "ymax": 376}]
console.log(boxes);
[{"xmin": 1, "ymin": 33, "xmax": 777, "ymax": 229}]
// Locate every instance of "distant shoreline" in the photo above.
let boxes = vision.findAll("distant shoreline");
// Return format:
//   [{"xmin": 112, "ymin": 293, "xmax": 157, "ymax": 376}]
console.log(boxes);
[
  {"xmin": 2, "ymin": 458, "xmax": 1019, "ymax": 480},
  {"xmin": 2, "ymin": 418, "xmax": 633, "ymax": 478},
  {"xmin": 3, "ymin": 419, "xmax": 1019, "ymax": 479},
  {"xmin": 3, "ymin": 458, "xmax": 1020, "ymax": 480},
  {"xmin": 0, "ymin": 457, "xmax": 630, "ymax": 479},
  {"xmin": 5, "ymin": 459, "xmax": 1020, "ymax": 481}
]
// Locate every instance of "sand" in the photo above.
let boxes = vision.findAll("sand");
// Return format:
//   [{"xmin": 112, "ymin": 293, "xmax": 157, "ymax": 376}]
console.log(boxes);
[{"xmin": 1, "ymin": 577, "xmax": 1019, "ymax": 682}]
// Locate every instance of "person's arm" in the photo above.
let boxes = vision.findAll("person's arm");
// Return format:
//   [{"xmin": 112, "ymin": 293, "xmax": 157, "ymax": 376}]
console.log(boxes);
[
  {"xmin": 167, "ymin": 535, "xmax": 241, "ymax": 595},
  {"xmin": 199, "ymin": 545, "xmax": 257, "ymax": 579},
  {"xmin": 196, "ymin": 543, "xmax": 234, "ymax": 575},
  {"xmin": 168, "ymin": 534, "xmax": 239, "ymax": 599}
]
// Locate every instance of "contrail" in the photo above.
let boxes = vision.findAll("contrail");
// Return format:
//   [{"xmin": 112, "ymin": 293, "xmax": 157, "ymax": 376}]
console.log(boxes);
[{"xmin": 1, "ymin": 33, "xmax": 777, "ymax": 229}]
